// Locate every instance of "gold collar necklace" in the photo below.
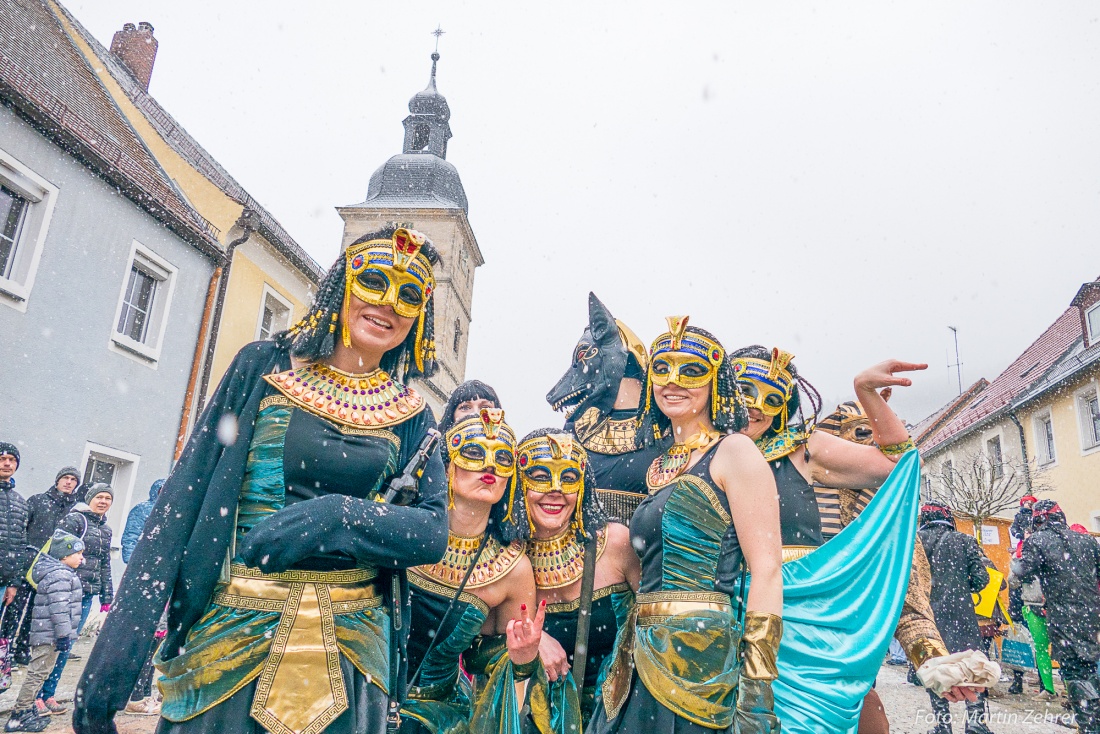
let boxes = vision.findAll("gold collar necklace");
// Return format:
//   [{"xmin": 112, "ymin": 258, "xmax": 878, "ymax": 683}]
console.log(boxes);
[
  {"xmin": 414, "ymin": 531, "xmax": 527, "ymax": 590},
  {"xmin": 264, "ymin": 362, "xmax": 424, "ymax": 429},
  {"xmin": 528, "ymin": 528, "xmax": 606, "ymax": 589},
  {"xmin": 646, "ymin": 428, "xmax": 721, "ymax": 490}
]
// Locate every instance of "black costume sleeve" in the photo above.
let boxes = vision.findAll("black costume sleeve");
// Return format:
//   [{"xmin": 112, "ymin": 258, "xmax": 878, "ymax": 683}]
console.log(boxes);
[
  {"xmin": 236, "ymin": 409, "xmax": 448, "ymax": 573},
  {"xmin": 73, "ymin": 342, "xmax": 286, "ymax": 734},
  {"xmin": 964, "ymin": 535, "xmax": 991, "ymax": 593}
]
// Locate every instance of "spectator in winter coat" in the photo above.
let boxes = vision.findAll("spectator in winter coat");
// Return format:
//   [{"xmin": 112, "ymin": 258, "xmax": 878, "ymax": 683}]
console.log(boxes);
[
  {"xmin": 1009, "ymin": 495, "xmax": 1036, "ymax": 547},
  {"xmin": 918, "ymin": 501, "xmax": 994, "ymax": 734},
  {"xmin": 7, "ymin": 468, "xmax": 84, "ymax": 666},
  {"xmin": 34, "ymin": 484, "xmax": 116, "ymax": 710},
  {"xmin": 4, "ymin": 530, "xmax": 83, "ymax": 732},
  {"xmin": 1011, "ymin": 500, "xmax": 1100, "ymax": 732},
  {"xmin": 0, "ymin": 442, "xmax": 29, "ymax": 608},
  {"xmin": 120, "ymin": 479, "xmax": 163, "ymax": 563}
]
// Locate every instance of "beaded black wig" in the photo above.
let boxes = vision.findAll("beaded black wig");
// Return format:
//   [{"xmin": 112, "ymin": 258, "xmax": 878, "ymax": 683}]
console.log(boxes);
[
  {"xmin": 517, "ymin": 427, "xmax": 607, "ymax": 542},
  {"xmin": 277, "ymin": 226, "xmax": 440, "ymax": 382}
]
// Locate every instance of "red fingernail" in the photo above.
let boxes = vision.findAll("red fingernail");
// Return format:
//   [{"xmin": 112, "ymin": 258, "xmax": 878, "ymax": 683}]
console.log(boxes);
[
  {"xmin": 521, "ymin": 604, "xmax": 527, "ymax": 611},
  {"xmin": 540, "ymin": 600, "xmax": 547, "ymax": 607}
]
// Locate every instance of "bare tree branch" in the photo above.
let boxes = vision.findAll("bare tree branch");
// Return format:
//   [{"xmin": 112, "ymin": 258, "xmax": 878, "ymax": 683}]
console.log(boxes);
[{"xmin": 922, "ymin": 449, "xmax": 1050, "ymax": 532}]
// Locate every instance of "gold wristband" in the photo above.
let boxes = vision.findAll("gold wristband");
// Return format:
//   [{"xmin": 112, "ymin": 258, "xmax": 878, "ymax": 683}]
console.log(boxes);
[
  {"xmin": 879, "ymin": 437, "xmax": 916, "ymax": 457},
  {"xmin": 512, "ymin": 657, "xmax": 539, "ymax": 680},
  {"xmin": 906, "ymin": 637, "xmax": 949, "ymax": 669},
  {"xmin": 741, "ymin": 611, "xmax": 783, "ymax": 681}
]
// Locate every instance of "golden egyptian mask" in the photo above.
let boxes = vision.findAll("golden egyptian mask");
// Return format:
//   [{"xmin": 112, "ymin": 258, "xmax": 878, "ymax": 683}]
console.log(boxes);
[
  {"xmin": 732, "ymin": 348, "xmax": 796, "ymax": 418},
  {"xmin": 445, "ymin": 408, "xmax": 516, "ymax": 477},
  {"xmin": 648, "ymin": 316, "xmax": 724, "ymax": 390},
  {"xmin": 517, "ymin": 433, "xmax": 588, "ymax": 495},
  {"xmin": 345, "ymin": 228, "xmax": 435, "ymax": 320}
]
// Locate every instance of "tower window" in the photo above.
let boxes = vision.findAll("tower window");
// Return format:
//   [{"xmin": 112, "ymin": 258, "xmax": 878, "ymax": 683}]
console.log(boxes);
[
  {"xmin": 453, "ymin": 318, "xmax": 463, "ymax": 355},
  {"xmin": 411, "ymin": 124, "xmax": 430, "ymax": 151}
]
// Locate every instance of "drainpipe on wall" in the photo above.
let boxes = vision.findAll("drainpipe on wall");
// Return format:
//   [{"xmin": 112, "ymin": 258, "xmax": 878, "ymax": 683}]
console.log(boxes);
[
  {"xmin": 1009, "ymin": 412, "xmax": 1033, "ymax": 491},
  {"xmin": 173, "ymin": 210, "xmax": 257, "ymax": 460}
]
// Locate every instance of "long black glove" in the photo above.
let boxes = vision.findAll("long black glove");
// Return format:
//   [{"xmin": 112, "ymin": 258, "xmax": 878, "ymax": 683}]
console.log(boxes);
[{"xmin": 237, "ymin": 493, "xmax": 447, "ymax": 573}]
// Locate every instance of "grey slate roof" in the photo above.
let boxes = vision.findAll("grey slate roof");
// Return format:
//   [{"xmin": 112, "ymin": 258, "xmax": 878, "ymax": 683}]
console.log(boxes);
[{"xmin": 353, "ymin": 153, "xmax": 469, "ymax": 213}]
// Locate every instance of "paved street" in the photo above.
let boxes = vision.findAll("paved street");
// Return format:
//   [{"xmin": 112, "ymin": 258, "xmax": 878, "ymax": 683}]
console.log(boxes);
[{"xmin": 0, "ymin": 638, "xmax": 1076, "ymax": 733}]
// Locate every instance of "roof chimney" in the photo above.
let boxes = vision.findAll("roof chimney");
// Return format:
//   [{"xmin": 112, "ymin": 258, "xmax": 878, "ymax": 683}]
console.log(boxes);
[
  {"xmin": 1070, "ymin": 278, "xmax": 1100, "ymax": 349},
  {"xmin": 110, "ymin": 22, "xmax": 158, "ymax": 92}
]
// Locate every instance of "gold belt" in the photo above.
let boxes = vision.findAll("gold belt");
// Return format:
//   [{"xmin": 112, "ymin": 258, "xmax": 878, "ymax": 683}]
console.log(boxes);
[
  {"xmin": 406, "ymin": 679, "xmax": 455, "ymax": 701},
  {"xmin": 635, "ymin": 590, "xmax": 732, "ymax": 625},
  {"xmin": 215, "ymin": 564, "xmax": 381, "ymax": 734},
  {"xmin": 782, "ymin": 545, "xmax": 818, "ymax": 563}
]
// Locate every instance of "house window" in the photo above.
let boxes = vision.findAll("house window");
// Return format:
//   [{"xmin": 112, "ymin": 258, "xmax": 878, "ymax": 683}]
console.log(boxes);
[
  {"xmin": 110, "ymin": 242, "xmax": 178, "ymax": 365},
  {"xmin": 1035, "ymin": 413, "xmax": 1056, "ymax": 464},
  {"xmin": 117, "ymin": 266, "xmax": 158, "ymax": 342},
  {"xmin": 453, "ymin": 318, "xmax": 463, "ymax": 355},
  {"xmin": 83, "ymin": 455, "xmax": 118, "ymax": 487},
  {"xmin": 1082, "ymin": 391, "xmax": 1100, "ymax": 450},
  {"xmin": 256, "ymin": 285, "xmax": 293, "ymax": 341},
  {"xmin": 0, "ymin": 185, "xmax": 28, "ymax": 278},
  {"xmin": 987, "ymin": 435, "xmax": 1003, "ymax": 479},
  {"xmin": 0, "ymin": 148, "xmax": 59, "ymax": 308},
  {"xmin": 1088, "ymin": 303, "xmax": 1100, "ymax": 343}
]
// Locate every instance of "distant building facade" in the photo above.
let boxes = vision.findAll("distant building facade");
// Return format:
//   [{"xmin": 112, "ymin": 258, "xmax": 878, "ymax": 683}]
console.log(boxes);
[
  {"xmin": 917, "ymin": 276, "xmax": 1100, "ymax": 533},
  {"xmin": 337, "ymin": 52, "xmax": 484, "ymax": 413}
]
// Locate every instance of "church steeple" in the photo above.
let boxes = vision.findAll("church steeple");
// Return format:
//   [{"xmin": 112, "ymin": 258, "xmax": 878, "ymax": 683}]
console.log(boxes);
[{"xmin": 402, "ymin": 52, "xmax": 452, "ymax": 159}]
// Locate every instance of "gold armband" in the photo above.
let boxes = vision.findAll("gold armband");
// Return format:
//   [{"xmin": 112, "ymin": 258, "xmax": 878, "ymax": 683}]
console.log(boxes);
[
  {"xmin": 741, "ymin": 611, "xmax": 783, "ymax": 681},
  {"xmin": 906, "ymin": 636, "xmax": 949, "ymax": 669},
  {"xmin": 879, "ymin": 437, "xmax": 916, "ymax": 457},
  {"xmin": 512, "ymin": 657, "xmax": 540, "ymax": 681}
]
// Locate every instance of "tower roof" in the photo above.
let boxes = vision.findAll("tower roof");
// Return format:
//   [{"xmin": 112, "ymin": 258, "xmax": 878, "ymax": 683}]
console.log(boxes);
[{"xmin": 357, "ymin": 51, "xmax": 468, "ymax": 213}]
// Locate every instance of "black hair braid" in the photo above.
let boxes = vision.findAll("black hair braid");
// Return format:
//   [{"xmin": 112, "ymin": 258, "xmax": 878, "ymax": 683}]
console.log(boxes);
[
  {"xmin": 276, "ymin": 256, "xmax": 347, "ymax": 360},
  {"xmin": 492, "ymin": 472, "xmax": 530, "ymax": 544},
  {"xmin": 517, "ymin": 427, "xmax": 607, "ymax": 542}
]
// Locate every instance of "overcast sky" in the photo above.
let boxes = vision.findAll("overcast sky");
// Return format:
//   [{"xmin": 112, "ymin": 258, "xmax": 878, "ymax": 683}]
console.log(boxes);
[{"xmin": 72, "ymin": 1, "xmax": 1100, "ymax": 433}]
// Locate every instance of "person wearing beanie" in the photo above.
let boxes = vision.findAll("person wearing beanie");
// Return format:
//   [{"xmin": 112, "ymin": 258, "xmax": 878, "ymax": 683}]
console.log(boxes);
[
  {"xmin": 1012, "ymin": 500, "xmax": 1100, "ymax": 731},
  {"xmin": 5, "ymin": 531, "xmax": 83, "ymax": 731},
  {"xmin": 0, "ymin": 442, "xmax": 29, "ymax": 610},
  {"xmin": 918, "ymin": 501, "xmax": 994, "ymax": 734},
  {"xmin": 11, "ymin": 467, "xmax": 86, "ymax": 668},
  {"xmin": 37, "ymin": 484, "xmax": 115, "ymax": 709}
]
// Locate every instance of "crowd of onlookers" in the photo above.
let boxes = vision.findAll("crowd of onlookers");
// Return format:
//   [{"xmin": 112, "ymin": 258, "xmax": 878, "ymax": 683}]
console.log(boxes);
[
  {"xmin": 912, "ymin": 496, "xmax": 1100, "ymax": 734},
  {"xmin": 0, "ymin": 442, "xmax": 163, "ymax": 732}
]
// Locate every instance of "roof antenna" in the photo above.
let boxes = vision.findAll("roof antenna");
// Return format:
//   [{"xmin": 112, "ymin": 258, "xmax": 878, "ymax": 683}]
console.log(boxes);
[{"xmin": 948, "ymin": 326, "xmax": 963, "ymax": 396}]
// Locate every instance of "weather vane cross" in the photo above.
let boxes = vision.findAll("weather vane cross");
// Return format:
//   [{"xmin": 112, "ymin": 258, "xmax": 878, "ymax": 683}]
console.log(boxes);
[{"xmin": 432, "ymin": 25, "xmax": 445, "ymax": 53}]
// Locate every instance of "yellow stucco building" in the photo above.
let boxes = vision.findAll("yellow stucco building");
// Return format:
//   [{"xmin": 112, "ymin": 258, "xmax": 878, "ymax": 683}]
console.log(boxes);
[{"xmin": 54, "ymin": 7, "xmax": 324, "ymax": 447}]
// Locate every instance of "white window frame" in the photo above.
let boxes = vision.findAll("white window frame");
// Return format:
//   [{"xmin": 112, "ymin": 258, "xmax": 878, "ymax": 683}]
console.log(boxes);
[
  {"xmin": 984, "ymin": 430, "xmax": 1005, "ymax": 480},
  {"xmin": 1075, "ymin": 380, "xmax": 1100, "ymax": 455},
  {"xmin": 254, "ymin": 283, "xmax": 293, "ymax": 341},
  {"xmin": 0, "ymin": 147, "xmax": 59, "ymax": 311},
  {"xmin": 108, "ymin": 241, "xmax": 178, "ymax": 367},
  {"xmin": 79, "ymin": 441, "xmax": 141, "ymax": 544},
  {"xmin": 1092, "ymin": 511, "xmax": 1100, "ymax": 533},
  {"xmin": 1087, "ymin": 302, "xmax": 1100, "ymax": 345},
  {"xmin": 1032, "ymin": 409, "xmax": 1057, "ymax": 466}
]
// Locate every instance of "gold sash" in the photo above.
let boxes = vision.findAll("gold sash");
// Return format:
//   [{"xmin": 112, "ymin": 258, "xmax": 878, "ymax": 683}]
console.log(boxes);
[
  {"xmin": 214, "ymin": 564, "xmax": 381, "ymax": 734},
  {"xmin": 602, "ymin": 590, "xmax": 733, "ymax": 723}
]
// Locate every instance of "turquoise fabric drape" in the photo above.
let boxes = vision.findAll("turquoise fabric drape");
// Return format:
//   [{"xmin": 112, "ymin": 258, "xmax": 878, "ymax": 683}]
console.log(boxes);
[{"xmin": 769, "ymin": 451, "xmax": 921, "ymax": 734}]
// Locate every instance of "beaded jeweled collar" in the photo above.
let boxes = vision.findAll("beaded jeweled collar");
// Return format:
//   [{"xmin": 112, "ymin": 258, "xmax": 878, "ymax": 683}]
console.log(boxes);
[
  {"xmin": 412, "ymin": 532, "xmax": 527, "ymax": 590},
  {"xmin": 573, "ymin": 407, "xmax": 641, "ymax": 457},
  {"xmin": 528, "ymin": 528, "xmax": 606, "ymax": 589},
  {"xmin": 263, "ymin": 363, "xmax": 424, "ymax": 429},
  {"xmin": 755, "ymin": 427, "xmax": 810, "ymax": 462}
]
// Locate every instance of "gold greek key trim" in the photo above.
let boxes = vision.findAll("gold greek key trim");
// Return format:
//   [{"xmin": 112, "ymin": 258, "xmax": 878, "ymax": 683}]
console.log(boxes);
[
  {"xmin": 211, "ymin": 591, "xmax": 286, "ymax": 612},
  {"xmin": 635, "ymin": 590, "xmax": 731, "ymax": 604},
  {"xmin": 408, "ymin": 572, "xmax": 490, "ymax": 616},
  {"xmin": 260, "ymin": 395, "xmax": 293, "ymax": 411},
  {"xmin": 635, "ymin": 590, "xmax": 732, "ymax": 624},
  {"xmin": 229, "ymin": 563, "xmax": 377, "ymax": 584},
  {"xmin": 331, "ymin": 597, "xmax": 383, "ymax": 614},
  {"xmin": 782, "ymin": 545, "xmax": 818, "ymax": 563},
  {"xmin": 545, "ymin": 582, "xmax": 631, "ymax": 614}
]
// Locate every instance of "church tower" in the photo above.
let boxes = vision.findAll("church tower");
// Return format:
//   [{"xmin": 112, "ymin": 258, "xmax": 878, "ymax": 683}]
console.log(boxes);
[{"xmin": 337, "ymin": 51, "xmax": 483, "ymax": 414}]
